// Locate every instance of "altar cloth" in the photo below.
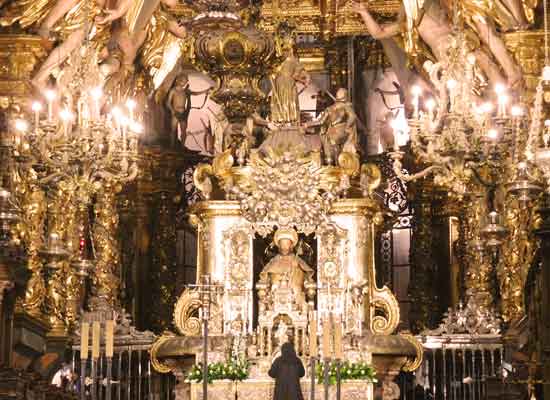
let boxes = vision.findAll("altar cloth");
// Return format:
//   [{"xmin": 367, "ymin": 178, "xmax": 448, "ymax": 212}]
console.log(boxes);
[{"xmin": 191, "ymin": 379, "xmax": 373, "ymax": 400}]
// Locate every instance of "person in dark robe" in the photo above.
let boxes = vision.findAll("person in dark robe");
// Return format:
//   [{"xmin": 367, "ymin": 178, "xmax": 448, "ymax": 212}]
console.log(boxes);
[{"xmin": 268, "ymin": 342, "xmax": 305, "ymax": 400}]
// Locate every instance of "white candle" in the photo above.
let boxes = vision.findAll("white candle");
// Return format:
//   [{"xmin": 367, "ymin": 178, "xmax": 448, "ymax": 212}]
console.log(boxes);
[
  {"xmin": 81, "ymin": 322, "xmax": 89, "ymax": 360},
  {"xmin": 91, "ymin": 87, "xmax": 103, "ymax": 120},
  {"xmin": 105, "ymin": 320, "xmax": 114, "ymax": 358},
  {"xmin": 45, "ymin": 90, "xmax": 55, "ymax": 121},
  {"xmin": 92, "ymin": 321, "xmax": 100, "ymax": 359},
  {"xmin": 426, "ymin": 99, "xmax": 435, "ymax": 122},
  {"xmin": 411, "ymin": 86, "xmax": 422, "ymax": 119},
  {"xmin": 32, "ymin": 102, "xmax": 42, "ymax": 133},
  {"xmin": 126, "ymin": 98, "xmax": 136, "ymax": 121}
]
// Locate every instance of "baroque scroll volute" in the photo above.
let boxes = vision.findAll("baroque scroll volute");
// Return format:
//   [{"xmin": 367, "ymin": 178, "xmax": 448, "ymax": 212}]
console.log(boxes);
[
  {"xmin": 360, "ymin": 163, "xmax": 401, "ymax": 336},
  {"xmin": 173, "ymin": 289, "xmax": 202, "ymax": 336}
]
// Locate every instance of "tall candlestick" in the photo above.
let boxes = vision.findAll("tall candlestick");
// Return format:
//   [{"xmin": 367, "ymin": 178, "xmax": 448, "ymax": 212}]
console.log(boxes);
[
  {"xmin": 322, "ymin": 317, "xmax": 331, "ymax": 359},
  {"xmin": 81, "ymin": 322, "xmax": 89, "ymax": 359},
  {"xmin": 334, "ymin": 317, "xmax": 343, "ymax": 360},
  {"xmin": 105, "ymin": 320, "xmax": 114, "ymax": 358},
  {"xmin": 309, "ymin": 315, "xmax": 318, "ymax": 357},
  {"xmin": 92, "ymin": 321, "xmax": 100, "ymax": 359}
]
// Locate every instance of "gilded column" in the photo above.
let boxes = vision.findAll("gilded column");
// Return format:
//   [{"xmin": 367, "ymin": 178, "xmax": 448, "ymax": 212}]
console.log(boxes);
[
  {"xmin": 462, "ymin": 191, "xmax": 495, "ymax": 310},
  {"xmin": 0, "ymin": 35, "xmax": 47, "ymax": 319},
  {"xmin": 497, "ymin": 197, "xmax": 538, "ymax": 324},
  {"xmin": 16, "ymin": 179, "xmax": 47, "ymax": 318},
  {"xmin": 44, "ymin": 186, "xmax": 79, "ymax": 336},
  {"xmin": 90, "ymin": 183, "xmax": 120, "ymax": 316}
]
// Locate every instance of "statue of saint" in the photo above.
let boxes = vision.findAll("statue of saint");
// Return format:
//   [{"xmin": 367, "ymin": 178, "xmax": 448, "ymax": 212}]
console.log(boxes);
[
  {"xmin": 259, "ymin": 228, "xmax": 315, "ymax": 308},
  {"xmin": 306, "ymin": 88, "xmax": 358, "ymax": 165},
  {"xmin": 269, "ymin": 36, "xmax": 310, "ymax": 125}
]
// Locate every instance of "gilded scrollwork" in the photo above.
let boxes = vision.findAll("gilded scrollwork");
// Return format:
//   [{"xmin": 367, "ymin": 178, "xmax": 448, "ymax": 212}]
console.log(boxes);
[
  {"xmin": 401, "ymin": 333, "xmax": 424, "ymax": 372},
  {"xmin": 174, "ymin": 288, "xmax": 202, "ymax": 336},
  {"xmin": 150, "ymin": 332, "xmax": 178, "ymax": 374},
  {"xmin": 370, "ymin": 285, "xmax": 400, "ymax": 336}
]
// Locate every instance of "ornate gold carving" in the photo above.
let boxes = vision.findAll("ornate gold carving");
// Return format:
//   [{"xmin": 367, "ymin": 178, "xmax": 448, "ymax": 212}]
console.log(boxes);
[
  {"xmin": 90, "ymin": 184, "xmax": 120, "ymax": 312},
  {"xmin": 371, "ymin": 285, "xmax": 401, "ymax": 335},
  {"xmin": 338, "ymin": 152, "xmax": 360, "ymax": 176},
  {"xmin": 360, "ymin": 163, "xmax": 382, "ymax": 197},
  {"xmin": 174, "ymin": 289, "xmax": 202, "ymax": 336},
  {"xmin": 498, "ymin": 197, "xmax": 538, "ymax": 323},
  {"xmin": 504, "ymin": 30, "xmax": 546, "ymax": 97},
  {"xmin": 401, "ymin": 333, "xmax": 424, "ymax": 372},
  {"xmin": 150, "ymin": 333, "xmax": 177, "ymax": 374},
  {"xmin": 193, "ymin": 164, "xmax": 214, "ymax": 200}
]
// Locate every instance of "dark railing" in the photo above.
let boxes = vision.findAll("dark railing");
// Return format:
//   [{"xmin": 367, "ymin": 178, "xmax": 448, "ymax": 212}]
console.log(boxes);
[{"xmin": 399, "ymin": 335, "xmax": 504, "ymax": 400}]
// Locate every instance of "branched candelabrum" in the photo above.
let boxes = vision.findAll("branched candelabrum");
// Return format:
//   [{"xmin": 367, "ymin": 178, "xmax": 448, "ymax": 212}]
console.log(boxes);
[
  {"xmin": 387, "ymin": 29, "xmax": 535, "ymax": 252},
  {"xmin": 7, "ymin": 45, "xmax": 141, "ymax": 331}
]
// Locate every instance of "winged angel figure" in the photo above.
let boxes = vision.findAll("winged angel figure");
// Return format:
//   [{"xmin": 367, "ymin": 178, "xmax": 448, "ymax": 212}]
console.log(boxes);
[
  {"xmin": 352, "ymin": 0, "xmax": 536, "ymax": 88},
  {"xmin": 0, "ymin": 0, "xmax": 189, "ymax": 93}
]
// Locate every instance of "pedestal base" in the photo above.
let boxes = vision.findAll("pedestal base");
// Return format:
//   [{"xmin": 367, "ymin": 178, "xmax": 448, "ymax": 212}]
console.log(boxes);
[{"xmin": 190, "ymin": 379, "xmax": 373, "ymax": 400}]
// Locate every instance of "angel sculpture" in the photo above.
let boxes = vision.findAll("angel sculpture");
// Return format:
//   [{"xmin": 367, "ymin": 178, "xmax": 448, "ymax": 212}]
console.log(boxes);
[
  {"xmin": 351, "ymin": 0, "xmax": 527, "ymax": 87},
  {"xmin": 0, "ymin": 0, "xmax": 189, "ymax": 93}
]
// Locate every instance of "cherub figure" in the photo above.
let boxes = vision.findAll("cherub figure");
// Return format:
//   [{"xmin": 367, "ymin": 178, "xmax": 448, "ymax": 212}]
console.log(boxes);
[{"xmin": 166, "ymin": 73, "xmax": 211, "ymax": 149}]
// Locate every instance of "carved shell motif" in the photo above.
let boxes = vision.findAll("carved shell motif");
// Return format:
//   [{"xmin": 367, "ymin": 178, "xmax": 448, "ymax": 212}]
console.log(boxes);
[{"xmin": 173, "ymin": 289, "xmax": 202, "ymax": 336}]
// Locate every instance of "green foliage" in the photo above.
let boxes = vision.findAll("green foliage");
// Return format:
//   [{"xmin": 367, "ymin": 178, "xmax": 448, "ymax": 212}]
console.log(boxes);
[
  {"xmin": 315, "ymin": 361, "xmax": 376, "ymax": 385},
  {"xmin": 187, "ymin": 357, "xmax": 250, "ymax": 383}
]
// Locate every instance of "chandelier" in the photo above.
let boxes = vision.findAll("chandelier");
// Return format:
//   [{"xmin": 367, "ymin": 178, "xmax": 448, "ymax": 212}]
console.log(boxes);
[{"xmin": 0, "ymin": 38, "xmax": 142, "ymax": 332}]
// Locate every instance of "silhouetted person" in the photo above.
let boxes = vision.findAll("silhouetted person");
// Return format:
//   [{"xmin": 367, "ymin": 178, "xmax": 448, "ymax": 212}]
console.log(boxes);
[{"xmin": 269, "ymin": 342, "xmax": 305, "ymax": 400}]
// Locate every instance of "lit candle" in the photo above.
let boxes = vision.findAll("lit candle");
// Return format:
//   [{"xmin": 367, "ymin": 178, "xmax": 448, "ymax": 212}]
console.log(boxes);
[
  {"xmin": 91, "ymin": 87, "xmax": 103, "ymax": 120},
  {"xmin": 426, "ymin": 98, "xmax": 435, "ymax": 122},
  {"xmin": 81, "ymin": 322, "xmax": 89, "ymax": 360},
  {"xmin": 32, "ymin": 102, "xmax": 42, "ymax": 133},
  {"xmin": 322, "ymin": 317, "xmax": 331, "ymax": 359},
  {"xmin": 92, "ymin": 321, "xmax": 100, "ymax": 359},
  {"xmin": 334, "ymin": 316, "xmax": 343, "ymax": 360},
  {"xmin": 105, "ymin": 320, "xmax": 114, "ymax": 358},
  {"xmin": 126, "ymin": 98, "xmax": 137, "ymax": 121},
  {"xmin": 494, "ymin": 83, "xmax": 507, "ymax": 117},
  {"xmin": 15, "ymin": 119, "xmax": 28, "ymax": 133},
  {"xmin": 447, "ymin": 79, "xmax": 457, "ymax": 112},
  {"xmin": 309, "ymin": 314, "xmax": 317, "ymax": 357},
  {"xmin": 59, "ymin": 108, "xmax": 72, "ymax": 137},
  {"xmin": 45, "ymin": 90, "xmax": 56, "ymax": 121}
]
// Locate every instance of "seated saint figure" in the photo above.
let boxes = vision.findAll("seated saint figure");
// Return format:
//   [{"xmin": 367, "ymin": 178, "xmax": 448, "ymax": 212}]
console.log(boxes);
[{"xmin": 259, "ymin": 228, "xmax": 315, "ymax": 310}]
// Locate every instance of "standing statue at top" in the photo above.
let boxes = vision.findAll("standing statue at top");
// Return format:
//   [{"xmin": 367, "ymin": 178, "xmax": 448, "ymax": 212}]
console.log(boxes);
[{"xmin": 269, "ymin": 25, "xmax": 311, "ymax": 126}]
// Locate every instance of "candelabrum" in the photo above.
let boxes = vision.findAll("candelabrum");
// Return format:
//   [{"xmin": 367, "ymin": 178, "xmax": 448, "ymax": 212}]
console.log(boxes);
[
  {"xmin": 3, "ymin": 42, "xmax": 141, "ymax": 332},
  {"xmin": 386, "ymin": 24, "xmax": 550, "ymax": 324}
]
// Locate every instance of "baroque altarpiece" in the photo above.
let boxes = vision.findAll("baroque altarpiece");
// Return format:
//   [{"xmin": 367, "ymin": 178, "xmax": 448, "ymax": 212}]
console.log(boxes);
[{"xmin": 0, "ymin": 0, "xmax": 549, "ymax": 399}]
